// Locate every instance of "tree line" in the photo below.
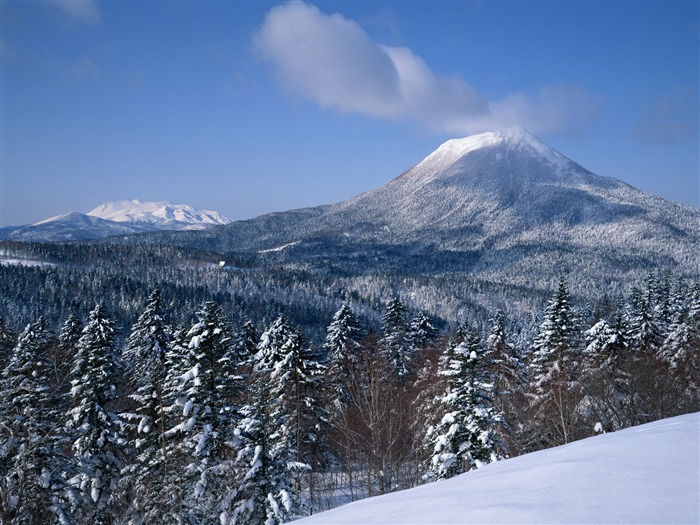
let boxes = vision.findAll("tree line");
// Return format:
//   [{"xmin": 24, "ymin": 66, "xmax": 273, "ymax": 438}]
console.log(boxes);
[{"xmin": 1, "ymin": 272, "xmax": 698, "ymax": 524}]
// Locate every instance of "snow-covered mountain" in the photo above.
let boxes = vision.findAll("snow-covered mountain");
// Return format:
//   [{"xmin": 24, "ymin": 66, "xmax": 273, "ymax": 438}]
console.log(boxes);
[
  {"xmin": 154, "ymin": 128, "xmax": 699, "ymax": 300},
  {"xmin": 0, "ymin": 201, "xmax": 231, "ymax": 242},
  {"xmin": 4, "ymin": 129, "xmax": 698, "ymax": 305},
  {"xmin": 295, "ymin": 412, "xmax": 700, "ymax": 524},
  {"xmin": 270, "ymin": 127, "xmax": 698, "ymax": 245},
  {"xmin": 0, "ymin": 212, "xmax": 151, "ymax": 242},
  {"xmin": 87, "ymin": 199, "xmax": 231, "ymax": 229}
]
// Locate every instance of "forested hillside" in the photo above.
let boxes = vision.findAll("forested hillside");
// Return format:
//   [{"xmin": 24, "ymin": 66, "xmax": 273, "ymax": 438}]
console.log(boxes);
[{"xmin": 1, "ymin": 268, "xmax": 698, "ymax": 523}]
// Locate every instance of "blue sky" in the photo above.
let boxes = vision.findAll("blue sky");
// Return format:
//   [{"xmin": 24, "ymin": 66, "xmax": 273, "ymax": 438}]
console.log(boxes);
[{"xmin": 1, "ymin": 0, "xmax": 698, "ymax": 226}]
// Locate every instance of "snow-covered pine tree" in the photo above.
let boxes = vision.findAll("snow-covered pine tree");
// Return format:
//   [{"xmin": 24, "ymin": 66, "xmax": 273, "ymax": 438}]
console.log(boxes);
[
  {"xmin": 157, "ymin": 325, "xmax": 194, "ymax": 524},
  {"xmin": 660, "ymin": 281, "xmax": 700, "ymax": 412},
  {"xmin": 165, "ymin": 301, "xmax": 240, "ymax": 524},
  {"xmin": 583, "ymin": 318, "xmax": 627, "ymax": 371},
  {"xmin": 254, "ymin": 315, "xmax": 295, "ymax": 372},
  {"xmin": 65, "ymin": 304, "xmax": 124, "ymax": 525},
  {"xmin": 484, "ymin": 310, "xmax": 524, "ymax": 454},
  {"xmin": 56, "ymin": 313, "xmax": 83, "ymax": 386},
  {"xmin": 410, "ymin": 334, "xmax": 443, "ymax": 482},
  {"xmin": 323, "ymin": 305, "xmax": 363, "ymax": 414},
  {"xmin": 235, "ymin": 320, "xmax": 258, "ymax": 366},
  {"xmin": 406, "ymin": 309, "xmax": 440, "ymax": 456},
  {"xmin": 528, "ymin": 277, "xmax": 583, "ymax": 447},
  {"xmin": 380, "ymin": 298, "xmax": 412, "ymax": 378},
  {"xmin": 226, "ymin": 376, "xmax": 302, "ymax": 525},
  {"xmin": 580, "ymin": 315, "xmax": 632, "ymax": 431},
  {"xmin": 120, "ymin": 289, "xmax": 172, "ymax": 524},
  {"xmin": 617, "ymin": 283, "xmax": 681, "ymax": 425},
  {"xmin": 485, "ymin": 310, "xmax": 523, "ymax": 398},
  {"xmin": 256, "ymin": 316, "xmax": 325, "ymax": 482},
  {"xmin": 531, "ymin": 277, "xmax": 580, "ymax": 377},
  {"xmin": 0, "ymin": 319, "xmax": 71, "ymax": 525},
  {"xmin": 426, "ymin": 326, "xmax": 501, "ymax": 481},
  {"xmin": 406, "ymin": 311, "xmax": 436, "ymax": 354},
  {"xmin": 0, "ymin": 316, "xmax": 17, "ymax": 368},
  {"xmin": 626, "ymin": 283, "xmax": 664, "ymax": 354}
]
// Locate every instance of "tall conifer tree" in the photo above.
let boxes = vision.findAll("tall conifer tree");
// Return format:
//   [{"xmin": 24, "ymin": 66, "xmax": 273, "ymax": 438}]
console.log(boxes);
[
  {"xmin": 65, "ymin": 304, "xmax": 124, "ymax": 525},
  {"xmin": 120, "ymin": 289, "xmax": 172, "ymax": 524},
  {"xmin": 0, "ymin": 320, "xmax": 70, "ymax": 524},
  {"xmin": 427, "ymin": 326, "xmax": 501, "ymax": 481}
]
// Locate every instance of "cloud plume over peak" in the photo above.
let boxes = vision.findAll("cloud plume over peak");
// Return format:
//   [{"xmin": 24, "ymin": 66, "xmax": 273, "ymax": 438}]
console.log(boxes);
[{"xmin": 253, "ymin": 1, "xmax": 599, "ymax": 136}]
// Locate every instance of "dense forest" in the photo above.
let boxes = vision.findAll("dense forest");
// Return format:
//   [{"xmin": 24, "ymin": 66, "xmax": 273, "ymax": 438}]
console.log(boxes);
[{"xmin": 1, "ymin": 267, "xmax": 698, "ymax": 524}]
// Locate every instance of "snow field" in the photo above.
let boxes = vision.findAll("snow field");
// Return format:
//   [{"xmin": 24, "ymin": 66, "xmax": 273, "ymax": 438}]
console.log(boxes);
[{"xmin": 292, "ymin": 412, "xmax": 700, "ymax": 524}]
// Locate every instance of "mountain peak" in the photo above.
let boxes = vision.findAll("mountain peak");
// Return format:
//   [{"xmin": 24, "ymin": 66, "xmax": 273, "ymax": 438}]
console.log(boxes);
[
  {"xmin": 87, "ymin": 200, "xmax": 231, "ymax": 228},
  {"xmin": 424, "ymin": 127, "xmax": 560, "ymax": 167},
  {"xmin": 404, "ymin": 128, "xmax": 576, "ymax": 191},
  {"xmin": 0, "ymin": 200, "xmax": 233, "ymax": 242},
  {"xmin": 497, "ymin": 126, "xmax": 568, "ymax": 158}
]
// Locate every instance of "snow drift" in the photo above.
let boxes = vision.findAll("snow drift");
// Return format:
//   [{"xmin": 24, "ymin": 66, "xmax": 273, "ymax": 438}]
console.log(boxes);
[{"xmin": 292, "ymin": 412, "xmax": 699, "ymax": 524}]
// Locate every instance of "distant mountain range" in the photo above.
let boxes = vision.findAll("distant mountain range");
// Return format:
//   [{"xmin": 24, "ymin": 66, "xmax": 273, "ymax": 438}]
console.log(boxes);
[
  {"xmin": 1, "ymin": 127, "xmax": 699, "ymax": 328},
  {"xmin": 140, "ymin": 128, "xmax": 699, "ymax": 296},
  {"xmin": 3, "ymin": 128, "xmax": 698, "ymax": 313},
  {"xmin": 0, "ymin": 200, "xmax": 231, "ymax": 241}
]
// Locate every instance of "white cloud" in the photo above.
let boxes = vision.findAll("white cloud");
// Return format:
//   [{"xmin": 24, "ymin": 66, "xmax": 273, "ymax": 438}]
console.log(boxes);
[
  {"xmin": 380, "ymin": 45, "xmax": 489, "ymax": 124},
  {"xmin": 253, "ymin": 1, "xmax": 599, "ymax": 136},
  {"xmin": 253, "ymin": 1, "xmax": 400, "ymax": 116},
  {"xmin": 463, "ymin": 84, "xmax": 602, "ymax": 136},
  {"xmin": 48, "ymin": 0, "xmax": 102, "ymax": 27}
]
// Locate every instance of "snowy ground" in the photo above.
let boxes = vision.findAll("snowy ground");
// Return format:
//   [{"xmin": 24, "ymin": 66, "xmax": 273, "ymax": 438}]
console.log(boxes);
[{"xmin": 292, "ymin": 412, "xmax": 699, "ymax": 524}]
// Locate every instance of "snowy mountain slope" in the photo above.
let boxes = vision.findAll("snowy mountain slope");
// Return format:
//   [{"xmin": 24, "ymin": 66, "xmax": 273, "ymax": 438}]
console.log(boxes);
[
  {"xmin": 150, "ymin": 128, "xmax": 699, "ymax": 288},
  {"xmin": 0, "ymin": 201, "xmax": 232, "ymax": 241},
  {"xmin": 293, "ymin": 412, "xmax": 700, "ymax": 524},
  {"xmin": 88, "ymin": 199, "xmax": 231, "ymax": 229},
  {"xmin": 317, "ymin": 127, "xmax": 696, "ymax": 244},
  {"xmin": 0, "ymin": 212, "xmax": 151, "ymax": 241},
  {"xmin": 167, "ymin": 128, "xmax": 700, "ymax": 248}
]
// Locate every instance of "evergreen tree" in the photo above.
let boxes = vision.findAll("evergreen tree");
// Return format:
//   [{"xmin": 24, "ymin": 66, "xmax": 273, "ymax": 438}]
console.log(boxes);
[
  {"xmin": 235, "ymin": 320, "xmax": 258, "ymax": 366},
  {"xmin": 406, "ymin": 311, "xmax": 436, "ymax": 354},
  {"xmin": 0, "ymin": 316, "xmax": 16, "ymax": 368},
  {"xmin": 427, "ymin": 326, "xmax": 501, "ymax": 481},
  {"xmin": 580, "ymin": 315, "xmax": 632, "ymax": 431},
  {"xmin": 484, "ymin": 310, "xmax": 523, "ymax": 453},
  {"xmin": 529, "ymin": 277, "xmax": 583, "ymax": 447},
  {"xmin": 158, "ymin": 326, "xmax": 195, "ymax": 524},
  {"xmin": 0, "ymin": 319, "xmax": 70, "ymax": 524},
  {"xmin": 583, "ymin": 316, "xmax": 627, "ymax": 371},
  {"xmin": 380, "ymin": 298, "xmax": 412, "ymax": 378},
  {"xmin": 661, "ymin": 282, "xmax": 700, "ymax": 411},
  {"xmin": 626, "ymin": 283, "xmax": 664, "ymax": 354},
  {"xmin": 65, "ymin": 304, "xmax": 124, "ymax": 525},
  {"xmin": 323, "ymin": 305, "xmax": 363, "ymax": 412},
  {"xmin": 256, "ymin": 316, "xmax": 328, "ymax": 511},
  {"xmin": 255, "ymin": 315, "xmax": 296, "ymax": 372},
  {"xmin": 617, "ymin": 285, "xmax": 680, "ymax": 425},
  {"xmin": 485, "ymin": 310, "xmax": 523, "ymax": 397},
  {"xmin": 165, "ymin": 301, "xmax": 240, "ymax": 524},
  {"xmin": 531, "ymin": 277, "xmax": 580, "ymax": 377},
  {"xmin": 226, "ymin": 377, "xmax": 301, "ymax": 525},
  {"xmin": 257, "ymin": 316, "xmax": 325, "ymax": 472},
  {"xmin": 56, "ymin": 313, "xmax": 83, "ymax": 385},
  {"xmin": 120, "ymin": 289, "xmax": 172, "ymax": 524}
]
